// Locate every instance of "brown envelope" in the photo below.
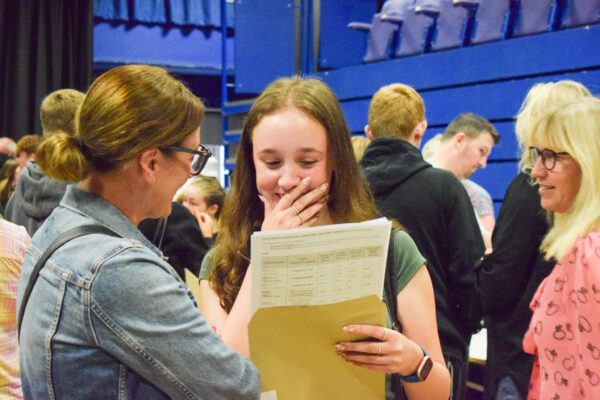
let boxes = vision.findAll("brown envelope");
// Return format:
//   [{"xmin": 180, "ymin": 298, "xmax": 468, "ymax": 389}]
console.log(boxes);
[{"xmin": 249, "ymin": 295, "xmax": 387, "ymax": 400}]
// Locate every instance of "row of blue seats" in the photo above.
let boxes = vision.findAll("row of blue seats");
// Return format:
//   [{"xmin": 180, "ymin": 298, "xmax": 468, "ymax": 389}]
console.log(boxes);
[{"xmin": 349, "ymin": 0, "xmax": 600, "ymax": 62}]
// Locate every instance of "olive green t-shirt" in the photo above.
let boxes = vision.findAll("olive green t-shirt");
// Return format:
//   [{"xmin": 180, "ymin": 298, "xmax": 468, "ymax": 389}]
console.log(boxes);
[
  {"xmin": 199, "ymin": 229, "xmax": 425, "ymax": 295},
  {"xmin": 198, "ymin": 250, "xmax": 215, "ymax": 281},
  {"xmin": 387, "ymin": 229, "xmax": 426, "ymax": 294}
]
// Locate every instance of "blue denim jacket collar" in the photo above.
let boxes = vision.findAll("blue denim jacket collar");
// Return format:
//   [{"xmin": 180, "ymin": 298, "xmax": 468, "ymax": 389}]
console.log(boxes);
[{"xmin": 60, "ymin": 184, "xmax": 161, "ymax": 257}]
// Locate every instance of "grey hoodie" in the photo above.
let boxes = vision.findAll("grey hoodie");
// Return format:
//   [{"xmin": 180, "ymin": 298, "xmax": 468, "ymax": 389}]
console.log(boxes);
[{"xmin": 4, "ymin": 162, "xmax": 67, "ymax": 236}]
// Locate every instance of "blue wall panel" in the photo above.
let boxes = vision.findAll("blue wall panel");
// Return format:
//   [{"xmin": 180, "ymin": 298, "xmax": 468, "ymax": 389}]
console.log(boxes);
[
  {"xmin": 487, "ymin": 122, "xmax": 520, "ymax": 161},
  {"xmin": 318, "ymin": 0, "xmax": 375, "ymax": 69},
  {"xmin": 234, "ymin": 0, "xmax": 297, "ymax": 94},
  {"xmin": 317, "ymin": 24, "xmax": 600, "ymax": 101},
  {"xmin": 93, "ymin": 22, "xmax": 233, "ymax": 71},
  {"xmin": 471, "ymin": 161, "xmax": 521, "ymax": 200},
  {"xmin": 340, "ymin": 69, "xmax": 600, "ymax": 133}
]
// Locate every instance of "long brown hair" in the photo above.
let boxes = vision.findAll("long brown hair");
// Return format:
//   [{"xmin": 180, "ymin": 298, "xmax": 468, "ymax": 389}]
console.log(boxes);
[{"xmin": 210, "ymin": 76, "xmax": 379, "ymax": 311}]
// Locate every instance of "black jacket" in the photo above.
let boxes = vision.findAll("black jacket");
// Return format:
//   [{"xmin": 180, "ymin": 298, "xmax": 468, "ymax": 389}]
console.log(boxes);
[
  {"xmin": 361, "ymin": 136, "xmax": 485, "ymax": 360},
  {"xmin": 479, "ymin": 172, "xmax": 555, "ymax": 399},
  {"xmin": 138, "ymin": 202, "xmax": 212, "ymax": 281}
]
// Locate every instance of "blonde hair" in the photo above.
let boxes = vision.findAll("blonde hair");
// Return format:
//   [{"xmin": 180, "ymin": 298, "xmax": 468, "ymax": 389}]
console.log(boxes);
[
  {"xmin": 368, "ymin": 83, "xmax": 425, "ymax": 140},
  {"xmin": 351, "ymin": 136, "xmax": 369, "ymax": 161},
  {"xmin": 515, "ymin": 80, "xmax": 592, "ymax": 169},
  {"xmin": 184, "ymin": 175, "xmax": 226, "ymax": 219},
  {"xmin": 522, "ymin": 97, "xmax": 600, "ymax": 261},
  {"xmin": 421, "ymin": 133, "xmax": 443, "ymax": 161},
  {"xmin": 37, "ymin": 65, "xmax": 205, "ymax": 182},
  {"xmin": 40, "ymin": 89, "xmax": 85, "ymax": 137}
]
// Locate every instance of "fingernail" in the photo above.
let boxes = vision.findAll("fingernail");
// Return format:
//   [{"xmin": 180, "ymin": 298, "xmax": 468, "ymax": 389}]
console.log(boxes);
[
  {"xmin": 320, "ymin": 195, "xmax": 329, "ymax": 203},
  {"xmin": 302, "ymin": 177, "xmax": 311, "ymax": 185},
  {"xmin": 320, "ymin": 183, "xmax": 328, "ymax": 191},
  {"xmin": 335, "ymin": 344, "xmax": 346, "ymax": 351},
  {"xmin": 343, "ymin": 325, "xmax": 354, "ymax": 332}
]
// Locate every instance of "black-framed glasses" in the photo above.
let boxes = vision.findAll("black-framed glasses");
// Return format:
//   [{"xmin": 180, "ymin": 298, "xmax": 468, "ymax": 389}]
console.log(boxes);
[
  {"xmin": 529, "ymin": 146, "xmax": 569, "ymax": 171},
  {"xmin": 161, "ymin": 144, "xmax": 212, "ymax": 175}
]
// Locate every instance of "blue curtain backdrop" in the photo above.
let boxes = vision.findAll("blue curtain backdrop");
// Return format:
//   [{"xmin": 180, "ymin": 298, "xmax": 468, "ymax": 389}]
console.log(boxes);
[{"xmin": 93, "ymin": 0, "xmax": 233, "ymax": 27}]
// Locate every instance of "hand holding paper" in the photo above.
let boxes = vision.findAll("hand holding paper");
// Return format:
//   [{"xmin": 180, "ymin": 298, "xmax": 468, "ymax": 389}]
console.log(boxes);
[{"xmin": 248, "ymin": 218, "xmax": 392, "ymax": 399}]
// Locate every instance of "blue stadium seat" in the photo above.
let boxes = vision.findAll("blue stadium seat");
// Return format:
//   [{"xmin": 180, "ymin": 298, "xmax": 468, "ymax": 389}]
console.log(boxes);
[
  {"xmin": 470, "ymin": 0, "xmax": 516, "ymax": 44},
  {"xmin": 512, "ymin": 0, "xmax": 561, "ymax": 37},
  {"xmin": 348, "ymin": 0, "xmax": 412, "ymax": 62},
  {"xmin": 562, "ymin": 0, "xmax": 600, "ymax": 28},
  {"xmin": 430, "ymin": 0, "xmax": 479, "ymax": 51},
  {"xmin": 395, "ymin": 0, "xmax": 440, "ymax": 57}
]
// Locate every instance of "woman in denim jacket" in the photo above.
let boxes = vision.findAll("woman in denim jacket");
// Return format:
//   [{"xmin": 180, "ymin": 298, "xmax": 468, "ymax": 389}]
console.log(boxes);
[{"xmin": 16, "ymin": 65, "xmax": 260, "ymax": 400}]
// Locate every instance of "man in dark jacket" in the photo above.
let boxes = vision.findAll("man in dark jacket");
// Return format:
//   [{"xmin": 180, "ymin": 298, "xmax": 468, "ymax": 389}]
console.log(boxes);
[{"xmin": 360, "ymin": 83, "xmax": 485, "ymax": 400}]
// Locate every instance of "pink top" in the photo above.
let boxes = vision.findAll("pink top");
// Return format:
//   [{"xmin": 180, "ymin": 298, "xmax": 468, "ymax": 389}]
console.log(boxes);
[
  {"xmin": 0, "ymin": 220, "xmax": 29, "ymax": 399},
  {"xmin": 523, "ymin": 231, "xmax": 600, "ymax": 400}
]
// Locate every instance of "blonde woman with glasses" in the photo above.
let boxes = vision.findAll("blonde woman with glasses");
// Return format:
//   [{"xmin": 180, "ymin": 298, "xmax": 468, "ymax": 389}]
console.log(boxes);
[
  {"xmin": 479, "ymin": 80, "xmax": 592, "ymax": 400},
  {"xmin": 520, "ymin": 96, "xmax": 600, "ymax": 400}
]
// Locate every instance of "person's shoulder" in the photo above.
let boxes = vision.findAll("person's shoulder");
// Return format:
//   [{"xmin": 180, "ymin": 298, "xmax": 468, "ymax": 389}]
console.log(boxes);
[
  {"xmin": 21, "ymin": 161, "xmax": 44, "ymax": 180},
  {"xmin": 423, "ymin": 165, "xmax": 459, "ymax": 183},
  {"xmin": 0, "ymin": 218, "xmax": 27, "ymax": 235},
  {"xmin": 0, "ymin": 219, "xmax": 29, "ymax": 239},
  {"xmin": 0, "ymin": 219, "xmax": 30, "ymax": 256},
  {"xmin": 392, "ymin": 228, "xmax": 412, "ymax": 244},
  {"xmin": 579, "ymin": 231, "xmax": 600, "ymax": 256},
  {"xmin": 0, "ymin": 219, "xmax": 30, "ymax": 255},
  {"xmin": 463, "ymin": 179, "xmax": 490, "ymax": 196},
  {"xmin": 565, "ymin": 230, "xmax": 600, "ymax": 281},
  {"xmin": 462, "ymin": 178, "xmax": 478, "ymax": 191},
  {"xmin": 586, "ymin": 230, "xmax": 600, "ymax": 240},
  {"xmin": 199, "ymin": 247, "xmax": 217, "ymax": 280},
  {"xmin": 90, "ymin": 236, "xmax": 175, "ymax": 280},
  {"xmin": 416, "ymin": 166, "xmax": 465, "ymax": 198}
]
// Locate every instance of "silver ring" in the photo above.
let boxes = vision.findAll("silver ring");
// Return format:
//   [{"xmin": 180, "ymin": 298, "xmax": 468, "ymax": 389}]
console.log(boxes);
[
  {"xmin": 290, "ymin": 204, "xmax": 300, "ymax": 215},
  {"xmin": 298, "ymin": 213, "xmax": 304, "ymax": 225},
  {"xmin": 380, "ymin": 328, "xmax": 388, "ymax": 341},
  {"xmin": 377, "ymin": 342, "xmax": 382, "ymax": 356}
]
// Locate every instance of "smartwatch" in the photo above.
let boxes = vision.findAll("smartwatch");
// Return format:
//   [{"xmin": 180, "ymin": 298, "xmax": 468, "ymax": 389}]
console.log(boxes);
[{"xmin": 399, "ymin": 346, "xmax": 433, "ymax": 382}]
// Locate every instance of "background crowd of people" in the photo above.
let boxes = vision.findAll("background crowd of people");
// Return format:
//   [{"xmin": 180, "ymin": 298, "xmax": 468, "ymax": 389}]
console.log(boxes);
[{"xmin": 1, "ymin": 65, "xmax": 599, "ymax": 400}]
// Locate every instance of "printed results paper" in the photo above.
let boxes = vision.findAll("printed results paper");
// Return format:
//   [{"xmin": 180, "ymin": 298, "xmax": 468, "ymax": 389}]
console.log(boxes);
[{"xmin": 250, "ymin": 218, "xmax": 392, "ymax": 315}]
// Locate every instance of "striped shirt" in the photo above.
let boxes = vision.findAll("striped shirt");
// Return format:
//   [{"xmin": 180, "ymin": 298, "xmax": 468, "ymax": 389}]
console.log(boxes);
[{"xmin": 0, "ymin": 219, "xmax": 30, "ymax": 399}]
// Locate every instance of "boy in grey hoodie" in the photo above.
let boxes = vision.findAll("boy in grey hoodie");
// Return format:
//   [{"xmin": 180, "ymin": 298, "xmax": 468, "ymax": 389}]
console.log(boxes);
[{"xmin": 5, "ymin": 89, "xmax": 84, "ymax": 235}]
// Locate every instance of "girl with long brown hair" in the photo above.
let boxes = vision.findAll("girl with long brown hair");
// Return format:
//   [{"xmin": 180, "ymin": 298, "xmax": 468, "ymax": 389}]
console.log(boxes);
[{"xmin": 199, "ymin": 76, "xmax": 450, "ymax": 399}]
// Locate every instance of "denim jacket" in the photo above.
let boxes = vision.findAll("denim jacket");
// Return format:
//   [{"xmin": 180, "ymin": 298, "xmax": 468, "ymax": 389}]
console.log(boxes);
[{"xmin": 17, "ymin": 185, "xmax": 260, "ymax": 400}]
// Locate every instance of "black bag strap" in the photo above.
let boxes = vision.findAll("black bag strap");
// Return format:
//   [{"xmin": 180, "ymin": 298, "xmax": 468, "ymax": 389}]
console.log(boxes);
[
  {"xmin": 384, "ymin": 229, "xmax": 402, "ymax": 333},
  {"xmin": 18, "ymin": 224, "xmax": 121, "ymax": 339},
  {"xmin": 151, "ymin": 217, "xmax": 168, "ymax": 250},
  {"xmin": 385, "ymin": 229, "xmax": 406, "ymax": 400}
]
